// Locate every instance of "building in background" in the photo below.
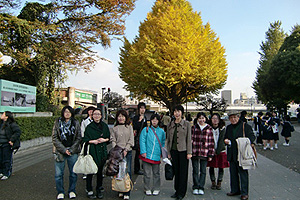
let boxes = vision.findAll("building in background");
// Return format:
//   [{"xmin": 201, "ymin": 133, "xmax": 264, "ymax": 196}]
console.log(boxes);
[{"xmin": 221, "ymin": 90, "xmax": 232, "ymax": 105}]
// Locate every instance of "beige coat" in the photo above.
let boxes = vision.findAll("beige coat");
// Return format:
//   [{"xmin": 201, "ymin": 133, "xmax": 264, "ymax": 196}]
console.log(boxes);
[
  {"xmin": 110, "ymin": 124, "xmax": 134, "ymax": 151},
  {"xmin": 166, "ymin": 119, "xmax": 192, "ymax": 155}
]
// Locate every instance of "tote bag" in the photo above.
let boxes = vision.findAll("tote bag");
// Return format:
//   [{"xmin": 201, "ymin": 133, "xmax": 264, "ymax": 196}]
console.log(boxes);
[
  {"xmin": 73, "ymin": 143, "xmax": 98, "ymax": 174},
  {"xmin": 112, "ymin": 173, "xmax": 133, "ymax": 192}
]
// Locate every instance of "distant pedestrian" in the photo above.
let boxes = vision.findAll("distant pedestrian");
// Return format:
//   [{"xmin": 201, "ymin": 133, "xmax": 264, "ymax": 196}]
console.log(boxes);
[
  {"xmin": 82, "ymin": 108, "xmax": 110, "ymax": 199},
  {"xmin": 224, "ymin": 111, "xmax": 255, "ymax": 200},
  {"xmin": 261, "ymin": 112, "xmax": 274, "ymax": 150},
  {"xmin": 132, "ymin": 102, "xmax": 147, "ymax": 175},
  {"xmin": 52, "ymin": 106, "xmax": 82, "ymax": 200},
  {"xmin": 139, "ymin": 113, "xmax": 166, "ymax": 196},
  {"xmin": 272, "ymin": 112, "xmax": 280, "ymax": 149},
  {"xmin": 240, "ymin": 110, "xmax": 248, "ymax": 123},
  {"xmin": 207, "ymin": 113, "xmax": 229, "ymax": 190},
  {"xmin": 0, "ymin": 111, "xmax": 21, "ymax": 180},
  {"xmin": 281, "ymin": 115, "xmax": 294, "ymax": 146},
  {"xmin": 110, "ymin": 109, "xmax": 134, "ymax": 200},
  {"xmin": 167, "ymin": 105, "xmax": 192, "ymax": 200},
  {"xmin": 191, "ymin": 112, "xmax": 215, "ymax": 196},
  {"xmin": 253, "ymin": 112, "xmax": 263, "ymax": 145},
  {"xmin": 162, "ymin": 112, "xmax": 171, "ymax": 132}
]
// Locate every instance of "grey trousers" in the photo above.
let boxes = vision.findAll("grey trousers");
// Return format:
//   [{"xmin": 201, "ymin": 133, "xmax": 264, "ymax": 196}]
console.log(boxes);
[{"xmin": 142, "ymin": 161, "xmax": 160, "ymax": 191}]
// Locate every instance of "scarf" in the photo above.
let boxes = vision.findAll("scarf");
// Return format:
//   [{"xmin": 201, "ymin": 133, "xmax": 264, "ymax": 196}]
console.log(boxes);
[{"xmin": 59, "ymin": 118, "xmax": 75, "ymax": 141}]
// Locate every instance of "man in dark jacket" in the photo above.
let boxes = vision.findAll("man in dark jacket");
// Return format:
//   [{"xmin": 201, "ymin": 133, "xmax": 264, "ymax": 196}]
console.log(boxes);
[{"xmin": 224, "ymin": 111, "xmax": 255, "ymax": 200}]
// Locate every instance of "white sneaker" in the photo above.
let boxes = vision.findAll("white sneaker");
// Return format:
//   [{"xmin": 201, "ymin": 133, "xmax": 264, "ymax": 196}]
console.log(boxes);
[
  {"xmin": 152, "ymin": 190, "xmax": 160, "ymax": 196},
  {"xmin": 69, "ymin": 192, "xmax": 76, "ymax": 199},
  {"xmin": 123, "ymin": 195, "xmax": 130, "ymax": 200},
  {"xmin": 275, "ymin": 144, "xmax": 278, "ymax": 149},
  {"xmin": 193, "ymin": 189, "xmax": 199, "ymax": 195},
  {"xmin": 283, "ymin": 142, "xmax": 287, "ymax": 146},
  {"xmin": 270, "ymin": 147, "xmax": 274, "ymax": 151},
  {"xmin": 1, "ymin": 176, "xmax": 8, "ymax": 180},
  {"xmin": 57, "ymin": 193, "xmax": 64, "ymax": 200},
  {"xmin": 286, "ymin": 143, "xmax": 290, "ymax": 146},
  {"xmin": 0, "ymin": 173, "xmax": 3, "ymax": 178},
  {"xmin": 145, "ymin": 190, "xmax": 152, "ymax": 196},
  {"xmin": 198, "ymin": 189, "xmax": 204, "ymax": 195},
  {"xmin": 263, "ymin": 146, "xmax": 267, "ymax": 150}
]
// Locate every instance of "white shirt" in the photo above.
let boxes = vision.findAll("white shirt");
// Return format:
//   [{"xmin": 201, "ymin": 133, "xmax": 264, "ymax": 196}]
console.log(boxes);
[{"xmin": 81, "ymin": 117, "xmax": 93, "ymax": 137}]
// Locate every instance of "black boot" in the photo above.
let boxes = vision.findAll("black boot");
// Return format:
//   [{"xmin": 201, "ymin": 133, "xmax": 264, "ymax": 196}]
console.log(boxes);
[{"xmin": 96, "ymin": 188, "xmax": 103, "ymax": 199}]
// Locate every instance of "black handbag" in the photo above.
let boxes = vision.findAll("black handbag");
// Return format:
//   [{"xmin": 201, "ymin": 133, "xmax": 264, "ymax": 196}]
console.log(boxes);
[{"xmin": 165, "ymin": 163, "xmax": 174, "ymax": 180}]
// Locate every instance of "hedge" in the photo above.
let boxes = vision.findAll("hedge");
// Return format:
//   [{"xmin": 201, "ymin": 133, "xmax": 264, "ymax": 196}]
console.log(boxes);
[{"xmin": 15, "ymin": 116, "xmax": 83, "ymax": 141}]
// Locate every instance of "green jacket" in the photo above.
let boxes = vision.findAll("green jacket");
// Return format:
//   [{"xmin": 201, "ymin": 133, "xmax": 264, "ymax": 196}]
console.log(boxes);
[{"xmin": 82, "ymin": 121, "xmax": 110, "ymax": 166}]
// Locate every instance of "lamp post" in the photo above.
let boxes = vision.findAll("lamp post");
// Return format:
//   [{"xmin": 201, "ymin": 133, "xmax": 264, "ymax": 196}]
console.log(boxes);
[{"xmin": 101, "ymin": 87, "xmax": 106, "ymax": 103}]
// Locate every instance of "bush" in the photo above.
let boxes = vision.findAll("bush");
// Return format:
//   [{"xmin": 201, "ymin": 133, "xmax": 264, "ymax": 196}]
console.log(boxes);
[{"xmin": 15, "ymin": 116, "xmax": 84, "ymax": 141}]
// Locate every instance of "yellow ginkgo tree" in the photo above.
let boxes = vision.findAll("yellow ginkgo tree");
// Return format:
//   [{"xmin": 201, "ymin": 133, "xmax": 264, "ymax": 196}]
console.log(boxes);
[{"xmin": 119, "ymin": 0, "xmax": 227, "ymax": 111}]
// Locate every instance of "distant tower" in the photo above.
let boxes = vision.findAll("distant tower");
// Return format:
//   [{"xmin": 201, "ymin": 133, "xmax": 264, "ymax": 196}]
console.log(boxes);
[{"xmin": 221, "ymin": 90, "xmax": 232, "ymax": 105}]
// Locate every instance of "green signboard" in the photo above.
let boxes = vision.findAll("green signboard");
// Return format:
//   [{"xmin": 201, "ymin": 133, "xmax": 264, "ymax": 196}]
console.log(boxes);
[
  {"xmin": 75, "ymin": 91, "xmax": 93, "ymax": 101},
  {"xmin": 0, "ymin": 79, "xmax": 36, "ymax": 112}
]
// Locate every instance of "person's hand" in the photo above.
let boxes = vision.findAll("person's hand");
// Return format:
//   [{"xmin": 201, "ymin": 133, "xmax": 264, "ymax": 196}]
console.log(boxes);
[
  {"xmin": 187, "ymin": 154, "xmax": 192, "ymax": 159},
  {"xmin": 65, "ymin": 149, "xmax": 71, "ymax": 155},
  {"xmin": 141, "ymin": 153, "xmax": 146, "ymax": 158},
  {"xmin": 8, "ymin": 141, "xmax": 13, "ymax": 146},
  {"xmin": 139, "ymin": 115, "xmax": 144, "ymax": 122},
  {"xmin": 90, "ymin": 140, "xmax": 99, "ymax": 144},
  {"xmin": 168, "ymin": 154, "xmax": 171, "ymax": 159},
  {"xmin": 133, "ymin": 130, "xmax": 137, "ymax": 137},
  {"xmin": 208, "ymin": 157, "xmax": 212, "ymax": 162},
  {"xmin": 224, "ymin": 139, "xmax": 230, "ymax": 145},
  {"xmin": 123, "ymin": 150, "xmax": 128, "ymax": 157},
  {"xmin": 98, "ymin": 138, "xmax": 107, "ymax": 143}
]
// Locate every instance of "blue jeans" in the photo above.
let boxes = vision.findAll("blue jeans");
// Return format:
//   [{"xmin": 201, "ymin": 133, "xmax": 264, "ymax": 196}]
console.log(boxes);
[
  {"xmin": 0, "ymin": 143, "xmax": 13, "ymax": 177},
  {"xmin": 123, "ymin": 150, "xmax": 132, "ymax": 196},
  {"xmin": 192, "ymin": 157, "xmax": 207, "ymax": 190},
  {"xmin": 55, "ymin": 154, "xmax": 78, "ymax": 194}
]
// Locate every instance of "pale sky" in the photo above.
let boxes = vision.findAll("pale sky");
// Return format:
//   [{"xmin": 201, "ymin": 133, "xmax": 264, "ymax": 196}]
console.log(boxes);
[{"xmin": 62, "ymin": 0, "xmax": 299, "ymax": 100}]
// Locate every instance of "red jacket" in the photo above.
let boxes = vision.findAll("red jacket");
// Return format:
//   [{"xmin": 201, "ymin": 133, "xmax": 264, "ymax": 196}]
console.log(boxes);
[{"xmin": 192, "ymin": 124, "xmax": 215, "ymax": 158}]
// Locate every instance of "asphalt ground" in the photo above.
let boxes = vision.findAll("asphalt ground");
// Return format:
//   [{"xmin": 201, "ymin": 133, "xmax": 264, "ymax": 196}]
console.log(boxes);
[{"xmin": 0, "ymin": 122, "xmax": 299, "ymax": 200}]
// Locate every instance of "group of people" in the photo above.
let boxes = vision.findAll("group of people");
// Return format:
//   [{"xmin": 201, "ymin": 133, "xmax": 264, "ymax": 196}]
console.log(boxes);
[
  {"xmin": 0, "ymin": 105, "xmax": 295, "ymax": 200},
  {"xmin": 51, "ymin": 103, "xmax": 258, "ymax": 200},
  {"xmin": 252, "ymin": 111, "xmax": 294, "ymax": 149}
]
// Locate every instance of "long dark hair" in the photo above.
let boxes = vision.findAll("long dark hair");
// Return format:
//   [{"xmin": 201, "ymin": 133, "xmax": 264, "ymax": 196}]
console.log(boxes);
[
  {"xmin": 209, "ymin": 113, "xmax": 225, "ymax": 129},
  {"xmin": 2, "ymin": 111, "xmax": 15, "ymax": 129},
  {"xmin": 61, "ymin": 106, "xmax": 75, "ymax": 121},
  {"xmin": 115, "ymin": 109, "xmax": 130, "ymax": 126}
]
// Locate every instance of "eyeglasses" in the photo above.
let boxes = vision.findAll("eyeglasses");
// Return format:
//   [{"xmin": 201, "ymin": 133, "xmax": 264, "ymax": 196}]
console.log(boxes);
[{"xmin": 93, "ymin": 113, "xmax": 101, "ymax": 116}]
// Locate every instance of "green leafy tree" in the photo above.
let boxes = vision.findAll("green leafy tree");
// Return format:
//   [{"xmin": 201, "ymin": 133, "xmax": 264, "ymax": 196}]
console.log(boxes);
[
  {"xmin": 103, "ymin": 91, "xmax": 125, "ymax": 109},
  {"xmin": 270, "ymin": 25, "xmax": 300, "ymax": 105},
  {"xmin": 119, "ymin": 0, "xmax": 227, "ymax": 111},
  {"xmin": 252, "ymin": 21, "xmax": 287, "ymax": 111},
  {"xmin": 0, "ymin": 0, "xmax": 136, "ymax": 109}
]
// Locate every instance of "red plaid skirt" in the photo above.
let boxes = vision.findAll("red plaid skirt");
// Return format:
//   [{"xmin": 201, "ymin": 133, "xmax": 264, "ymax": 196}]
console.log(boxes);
[{"xmin": 207, "ymin": 152, "xmax": 230, "ymax": 168}]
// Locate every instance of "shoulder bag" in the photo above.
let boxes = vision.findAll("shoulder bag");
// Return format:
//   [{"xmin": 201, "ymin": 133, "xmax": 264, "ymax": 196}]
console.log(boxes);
[
  {"xmin": 150, "ymin": 127, "xmax": 168, "ymax": 159},
  {"xmin": 73, "ymin": 143, "xmax": 98, "ymax": 174}
]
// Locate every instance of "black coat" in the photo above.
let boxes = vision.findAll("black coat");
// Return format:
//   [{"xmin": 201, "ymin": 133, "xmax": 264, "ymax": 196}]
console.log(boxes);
[
  {"xmin": 0, "ymin": 121, "xmax": 21, "ymax": 150},
  {"xmin": 224, "ymin": 120, "xmax": 255, "ymax": 162}
]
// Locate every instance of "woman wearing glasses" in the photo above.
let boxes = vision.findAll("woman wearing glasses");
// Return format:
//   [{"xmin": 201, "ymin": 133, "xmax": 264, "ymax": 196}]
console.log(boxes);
[{"xmin": 82, "ymin": 108, "xmax": 110, "ymax": 199}]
